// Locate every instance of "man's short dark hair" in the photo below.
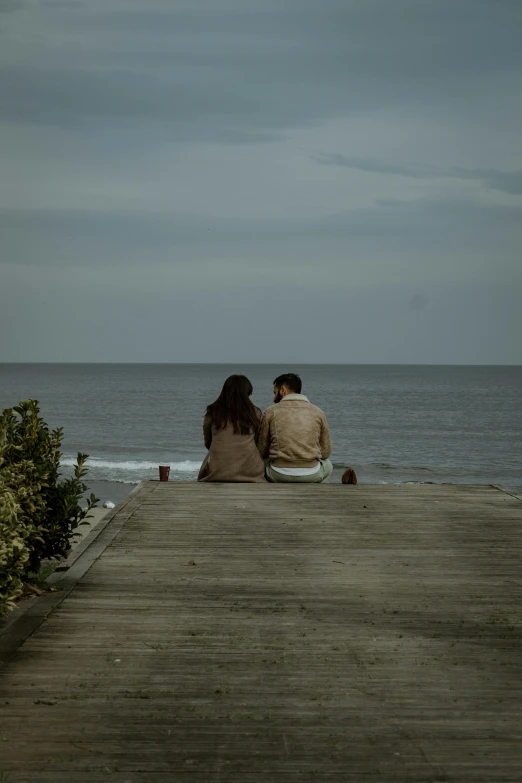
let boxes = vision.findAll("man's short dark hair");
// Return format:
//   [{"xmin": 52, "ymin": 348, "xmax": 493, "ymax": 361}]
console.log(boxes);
[{"xmin": 273, "ymin": 373, "xmax": 302, "ymax": 394}]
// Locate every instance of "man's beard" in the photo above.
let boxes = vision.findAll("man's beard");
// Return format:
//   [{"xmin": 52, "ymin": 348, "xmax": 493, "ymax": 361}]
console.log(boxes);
[{"xmin": 274, "ymin": 390, "xmax": 282, "ymax": 403}]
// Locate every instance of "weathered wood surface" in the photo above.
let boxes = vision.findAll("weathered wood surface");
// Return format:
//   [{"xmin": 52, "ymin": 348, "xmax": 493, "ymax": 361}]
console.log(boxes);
[{"xmin": 1, "ymin": 482, "xmax": 521, "ymax": 782}]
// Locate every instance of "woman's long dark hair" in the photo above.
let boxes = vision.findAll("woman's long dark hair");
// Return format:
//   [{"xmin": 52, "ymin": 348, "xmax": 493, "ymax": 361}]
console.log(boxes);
[{"xmin": 206, "ymin": 375, "xmax": 260, "ymax": 435}]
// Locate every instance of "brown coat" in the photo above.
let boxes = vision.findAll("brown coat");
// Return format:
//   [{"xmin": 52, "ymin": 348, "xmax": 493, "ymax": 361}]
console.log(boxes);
[
  {"xmin": 197, "ymin": 412, "xmax": 266, "ymax": 483},
  {"xmin": 257, "ymin": 394, "xmax": 332, "ymax": 468}
]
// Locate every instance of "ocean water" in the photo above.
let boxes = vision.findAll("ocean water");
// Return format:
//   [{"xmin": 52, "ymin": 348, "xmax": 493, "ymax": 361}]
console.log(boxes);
[{"xmin": 1, "ymin": 364, "xmax": 521, "ymax": 503}]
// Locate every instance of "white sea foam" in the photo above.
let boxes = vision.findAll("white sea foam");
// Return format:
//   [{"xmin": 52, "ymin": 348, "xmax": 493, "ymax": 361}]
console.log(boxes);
[{"xmin": 60, "ymin": 456, "xmax": 202, "ymax": 472}]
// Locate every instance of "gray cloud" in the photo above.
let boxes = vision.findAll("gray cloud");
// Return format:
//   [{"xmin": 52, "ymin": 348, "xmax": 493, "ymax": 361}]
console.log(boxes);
[
  {"xmin": 461, "ymin": 169, "xmax": 522, "ymax": 196},
  {"xmin": 1, "ymin": 0, "xmax": 521, "ymax": 363},
  {"xmin": 314, "ymin": 155, "xmax": 443, "ymax": 180},
  {"xmin": 2, "ymin": 198, "xmax": 520, "ymax": 277},
  {"xmin": 314, "ymin": 154, "xmax": 522, "ymax": 195},
  {"xmin": 1, "ymin": 268, "xmax": 520, "ymax": 364},
  {"xmin": 1, "ymin": 0, "xmax": 521, "ymax": 138}
]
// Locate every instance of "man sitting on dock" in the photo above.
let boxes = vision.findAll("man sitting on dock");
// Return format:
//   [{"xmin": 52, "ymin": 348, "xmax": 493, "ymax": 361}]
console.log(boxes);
[{"xmin": 257, "ymin": 373, "xmax": 333, "ymax": 483}]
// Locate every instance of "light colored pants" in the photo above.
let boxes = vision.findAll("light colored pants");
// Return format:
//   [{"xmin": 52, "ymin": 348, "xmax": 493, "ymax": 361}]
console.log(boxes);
[{"xmin": 265, "ymin": 459, "xmax": 334, "ymax": 484}]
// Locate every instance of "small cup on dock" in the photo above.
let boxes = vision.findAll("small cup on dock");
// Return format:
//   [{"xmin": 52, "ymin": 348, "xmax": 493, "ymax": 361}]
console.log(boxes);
[{"xmin": 159, "ymin": 465, "xmax": 171, "ymax": 481}]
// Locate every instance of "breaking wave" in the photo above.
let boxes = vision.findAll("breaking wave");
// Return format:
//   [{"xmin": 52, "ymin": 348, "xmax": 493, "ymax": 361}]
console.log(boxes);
[
  {"xmin": 60, "ymin": 455, "xmax": 202, "ymax": 483},
  {"xmin": 60, "ymin": 456, "xmax": 201, "ymax": 472}
]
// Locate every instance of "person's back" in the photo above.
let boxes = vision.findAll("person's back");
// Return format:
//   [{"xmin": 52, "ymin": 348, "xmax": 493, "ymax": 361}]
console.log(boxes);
[
  {"xmin": 258, "ymin": 373, "xmax": 333, "ymax": 483},
  {"xmin": 198, "ymin": 375, "xmax": 265, "ymax": 483}
]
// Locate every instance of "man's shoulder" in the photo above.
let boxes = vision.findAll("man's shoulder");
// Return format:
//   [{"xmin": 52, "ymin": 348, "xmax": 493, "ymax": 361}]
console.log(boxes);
[
  {"xmin": 308, "ymin": 402, "xmax": 327, "ymax": 418},
  {"xmin": 268, "ymin": 399, "xmax": 326, "ymax": 417}
]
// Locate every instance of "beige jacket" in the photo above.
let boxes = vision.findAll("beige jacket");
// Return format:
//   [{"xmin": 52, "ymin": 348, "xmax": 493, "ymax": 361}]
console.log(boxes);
[
  {"xmin": 257, "ymin": 394, "xmax": 332, "ymax": 468},
  {"xmin": 197, "ymin": 411, "xmax": 266, "ymax": 483}
]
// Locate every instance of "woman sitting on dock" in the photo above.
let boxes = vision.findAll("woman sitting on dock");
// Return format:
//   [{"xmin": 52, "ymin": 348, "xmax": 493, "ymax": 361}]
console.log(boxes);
[{"xmin": 197, "ymin": 375, "xmax": 266, "ymax": 483}]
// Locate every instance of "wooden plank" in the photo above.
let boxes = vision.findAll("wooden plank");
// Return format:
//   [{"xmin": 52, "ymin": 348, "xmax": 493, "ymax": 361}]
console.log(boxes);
[
  {"xmin": 0, "ymin": 481, "xmax": 154, "ymax": 660},
  {"xmin": 0, "ymin": 482, "xmax": 521, "ymax": 782}
]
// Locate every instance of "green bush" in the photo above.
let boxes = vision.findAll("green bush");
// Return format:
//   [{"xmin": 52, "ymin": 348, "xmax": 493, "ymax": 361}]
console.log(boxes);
[
  {"xmin": 0, "ymin": 400, "xmax": 98, "ymax": 615},
  {"xmin": 0, "ymin": 430, "xmax": 31, "ymax": 615}
]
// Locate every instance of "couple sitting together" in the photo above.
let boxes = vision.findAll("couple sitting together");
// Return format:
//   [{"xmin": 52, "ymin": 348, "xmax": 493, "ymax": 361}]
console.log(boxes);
[{"xmin": 198, "ymin": 373, "xmax": 333, "ymax": 484}]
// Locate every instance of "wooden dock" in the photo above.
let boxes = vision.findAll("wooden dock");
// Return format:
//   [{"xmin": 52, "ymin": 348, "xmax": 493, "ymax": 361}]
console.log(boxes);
[{"xmin": 1, "ymin": 482, "xmax": 521, "ymax": 782}]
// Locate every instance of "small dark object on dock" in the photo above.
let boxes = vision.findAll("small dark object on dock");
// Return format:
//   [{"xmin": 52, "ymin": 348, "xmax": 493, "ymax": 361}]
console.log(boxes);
[
  {"xmin": 342, "ymin": 467, "xmax": 357, "ymax": 484},
  {"xmin": 159, "ymin": 465, "xmax": 170, "ymax": 481}
]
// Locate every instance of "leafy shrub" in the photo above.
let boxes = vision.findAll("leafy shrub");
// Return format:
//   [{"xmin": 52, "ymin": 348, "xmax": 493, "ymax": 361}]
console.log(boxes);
[
  {"xmin": 0, "ymin": 400, "xmax": 98, "ymax": 615},
  {"xmin": 0, "ymin": 425, "xmax": 31, "ymax": 615}
]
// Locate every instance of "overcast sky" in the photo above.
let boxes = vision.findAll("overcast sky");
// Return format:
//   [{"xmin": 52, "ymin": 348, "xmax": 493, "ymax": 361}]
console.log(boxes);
[{"xmin": 0, "ymin": 0, "xmax": 521, "ymax": 363}]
